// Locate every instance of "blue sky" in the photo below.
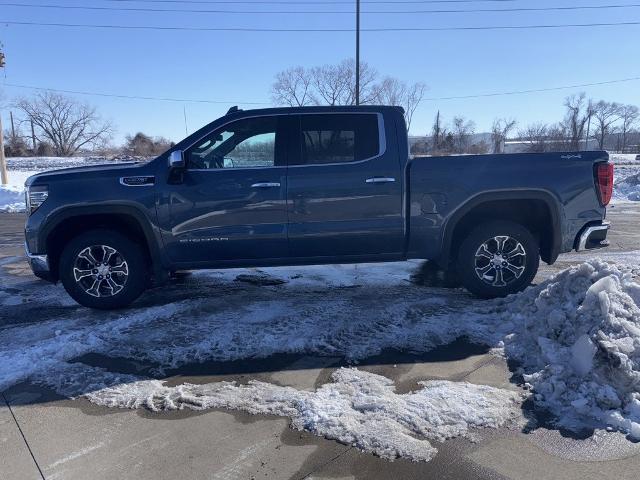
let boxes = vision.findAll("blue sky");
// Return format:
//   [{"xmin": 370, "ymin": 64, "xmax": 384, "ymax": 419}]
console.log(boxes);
[{"xmin": 0, "ymin": 0, "xmax": 639, "ymax": 144}]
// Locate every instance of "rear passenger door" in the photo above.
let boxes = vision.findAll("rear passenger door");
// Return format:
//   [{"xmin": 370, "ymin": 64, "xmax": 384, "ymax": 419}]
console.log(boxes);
[{"xmin": 286, "ymin": 113, "xmax": 404, "ymax": 259}]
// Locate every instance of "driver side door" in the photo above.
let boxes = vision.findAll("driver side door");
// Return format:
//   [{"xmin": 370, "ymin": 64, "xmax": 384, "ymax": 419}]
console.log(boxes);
[{"xmin": 159, "ymin": 115, "xmax": 290, "ymax": 266}]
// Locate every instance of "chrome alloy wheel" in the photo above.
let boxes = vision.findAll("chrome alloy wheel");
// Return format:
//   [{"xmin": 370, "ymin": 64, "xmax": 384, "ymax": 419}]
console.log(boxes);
[
  {"xmin": 474, "ymin": 235, "xmax": 526, "ymax": 287},
  {"xmin": 72, "ymin": 245, "xmax": 129, "ymax": 298}
]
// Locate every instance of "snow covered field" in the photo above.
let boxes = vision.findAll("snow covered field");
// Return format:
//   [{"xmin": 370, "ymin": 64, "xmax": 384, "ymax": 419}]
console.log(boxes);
[{"xmin": 0, "ymin": 157, "xmax": 137, "ymax": 212}]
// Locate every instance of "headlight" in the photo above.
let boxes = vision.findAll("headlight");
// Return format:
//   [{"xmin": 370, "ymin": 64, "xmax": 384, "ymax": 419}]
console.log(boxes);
[{"xmin": 26, "ymin": 185, "xmax": 48, "ymax": 214}]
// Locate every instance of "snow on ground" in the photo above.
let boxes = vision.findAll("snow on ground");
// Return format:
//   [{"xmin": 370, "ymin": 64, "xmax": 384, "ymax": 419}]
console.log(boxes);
[
  {"xmin": 610, "ymin": 153, "xmax": 640, "ymax": 166},
  {"xmin": 614, "ymin": 168, "xmax": 640, "ymax": 202},
  {"xmin": 500, "ymin": 260, "xmax": 640, "ymax": 437},
  {"xmin": 2, "ymin": 256, "xmax": 640, "ymax": 458},
  {"xmin": 87, "ymin": 369, "xmax": 522, "ymax": 462},
  {"xmin": 0, "ymin": 183, "xmax": 25, "ymax": 212}
]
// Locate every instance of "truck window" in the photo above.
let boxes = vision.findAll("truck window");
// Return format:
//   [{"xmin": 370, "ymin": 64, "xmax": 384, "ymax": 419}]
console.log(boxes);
[
  {"xmin": 187, "ymin": 116, "xmax": 279, "ymax": 169},
  {"xmin": 294, "ymin": 114, "xmax": 380, "ymax": 165}
]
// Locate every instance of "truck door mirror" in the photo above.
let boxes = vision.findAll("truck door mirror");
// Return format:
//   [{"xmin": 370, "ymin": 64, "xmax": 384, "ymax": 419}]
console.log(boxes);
[{"xmin": 168, "ymin": 150, "xmax": 185, "ymax": 170}]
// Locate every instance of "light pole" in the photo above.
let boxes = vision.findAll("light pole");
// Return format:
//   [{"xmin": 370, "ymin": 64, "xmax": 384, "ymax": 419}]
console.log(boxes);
[
  {"xmin": 0, "ymin": 49, "xmax": 7, "ymax": 185},
  {"xmin": 355, "ymin": 0, "xmax": 360, "ymax": 106}
]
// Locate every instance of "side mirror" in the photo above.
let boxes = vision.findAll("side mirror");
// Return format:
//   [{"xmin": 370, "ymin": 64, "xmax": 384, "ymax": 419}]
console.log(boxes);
[{"xmin": 168, "ymin": 150, "xmax": 185, "ymax": 169}]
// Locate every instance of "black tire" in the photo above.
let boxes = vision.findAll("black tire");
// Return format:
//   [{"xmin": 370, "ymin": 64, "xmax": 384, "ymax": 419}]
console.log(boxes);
[
  {"xmin": 456, "ymin": 221, "xmax": 539, "ymax": 299},
  {"xmin": 59, "ymin": 229, "xmax": 148, "ymax": 309}
]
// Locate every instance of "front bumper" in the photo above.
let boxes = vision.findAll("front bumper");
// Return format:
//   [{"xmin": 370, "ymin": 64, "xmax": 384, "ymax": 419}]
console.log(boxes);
[
  {"xmin": 576, "ymin": 221, "xmax": 610, "ymax": 251},
  {"xmin": 24, "ymin": 241, "xmax": 54, "ymax": 282}
]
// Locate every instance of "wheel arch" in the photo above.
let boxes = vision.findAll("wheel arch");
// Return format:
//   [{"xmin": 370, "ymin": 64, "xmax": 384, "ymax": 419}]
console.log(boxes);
[
  {"xmin": 439, "ymin": 190, "xmax": 562, "ymax": 267},
  {"xmin": 41, "ymin": 205, "xmax": 166, "ymax": 282}
]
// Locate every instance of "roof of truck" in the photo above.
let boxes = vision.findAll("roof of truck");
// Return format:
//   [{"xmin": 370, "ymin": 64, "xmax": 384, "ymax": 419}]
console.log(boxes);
[{"xmin": 223, "ymin": 104, "xmax": 405, "ymax": 116}]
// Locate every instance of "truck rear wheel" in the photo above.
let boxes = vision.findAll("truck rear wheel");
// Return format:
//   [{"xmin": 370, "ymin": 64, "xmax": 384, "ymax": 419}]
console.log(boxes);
[
  {"xmin": 59, "ymin": 229, "xmax": 148, "ymax": 309},
  {"xmin": 456, "ymin": 221, "xmax": 539, "ymax": 299}
]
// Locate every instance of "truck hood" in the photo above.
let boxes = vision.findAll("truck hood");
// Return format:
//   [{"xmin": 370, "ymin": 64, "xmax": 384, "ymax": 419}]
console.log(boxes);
[{"xmin": 24, "ymin": 162, "xmax": 146, "ymax": 187}]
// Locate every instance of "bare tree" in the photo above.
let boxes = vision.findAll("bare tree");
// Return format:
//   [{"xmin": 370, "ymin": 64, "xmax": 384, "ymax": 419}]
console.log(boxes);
[
  {"xmin": 403, "ymin": 82, "xmax": 427, "ymax": 132},
  {"xmin": 310, "ymin": 62, "xmax": 352, "ymax": 106},
  {"xmin": 373, "ymin": 77, "xmax": 427, "ymax": 131},
  {"xmin": 491, "ymin": 118, "xmax": 517, "ymax": 153},
  {"xmin": 123, "ymin": 132, "xmax": 173, "ymax": 157},
  {"xmin": 561, "ymin": 93, "xmax": 593, "ymax": 150},
  {"xmin": 344, "ymin": 59, "xmax": 380, "ymax": 105},
  {"xmin": 271, "ymin": 66, "xmax": 313, "ymax": 107},
  {"xmin": 518, "ymin": 123, "xmax": 549, "ymax": 153},
  {"xmin": 431, "ymin": 110, "xmax": 443, "ymax": 152},
  {"xmin": 271, "ymin": 59, "xmax": 427, "ymax": 131},
  {"xmin": 15, "ymin": 92, "xmax": 112, "ymax": 156},
  {"xmin": 310, "ymin": 59, "xmax": 379, "ymax": 106},
  {"xmin": 3, "ymin": 125, "xmax": 30, "ymax": 157},
  {"xmin": 451, "ymin": 116, "xmax": 475, "ymax": 153},
  {"xmin": 619, "ymin": 104, "xmax": 639, "ymax": 151},
  {"xmin": 591, "ymin": 100, "xmax": 622, "ymax": 150}
]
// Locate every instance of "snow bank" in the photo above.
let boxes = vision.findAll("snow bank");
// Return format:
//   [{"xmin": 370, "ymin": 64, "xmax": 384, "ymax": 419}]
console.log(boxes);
[
  {"xmin": 614, "ymin": 171, "xmax": 640, "ymax": 202},
  {"xmin": 0, "ymin": 184, "xmax": 25, "ymax": 212},
  {"xmin": 500, "ymin": 260, "xmax": 640, "ymax": 437},
  {"xmin": 86, "ymin": 368, "xmax": 522, "ymax": 462}
]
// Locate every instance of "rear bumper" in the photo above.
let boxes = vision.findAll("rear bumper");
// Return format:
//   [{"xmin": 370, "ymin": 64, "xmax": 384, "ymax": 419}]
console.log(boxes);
[
  {"xmin": 24, "ymin": 241, "xmax": 54, "ymax": 282},
  {"xmin": 576, "ymin": 221, "xmax": 610, "ymax": 251}
]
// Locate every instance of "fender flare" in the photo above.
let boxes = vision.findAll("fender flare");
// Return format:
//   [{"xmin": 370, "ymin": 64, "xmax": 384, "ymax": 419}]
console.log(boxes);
[
  {"xmin": 438, "ymin": 189, "xmax": 563, "ymax": 265},
  {"xmin": 40, "ymin": 204, "xmax": 169, "ymax": 275}
]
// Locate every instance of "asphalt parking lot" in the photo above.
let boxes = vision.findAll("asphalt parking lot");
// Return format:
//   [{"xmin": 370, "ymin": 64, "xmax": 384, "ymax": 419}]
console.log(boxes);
[{"xmin": 1, "ymin": 204, "xmax": 640, "ymax": 480}]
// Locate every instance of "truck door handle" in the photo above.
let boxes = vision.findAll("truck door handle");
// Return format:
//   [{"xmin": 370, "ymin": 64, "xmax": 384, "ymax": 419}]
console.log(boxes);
[
  {"xmin": 251, "ymin": 182, "xmax": 281, "ymax": 188},
  {"xmin": 365, "ymin": 177, "xmax": 396, "ymax": 184}
]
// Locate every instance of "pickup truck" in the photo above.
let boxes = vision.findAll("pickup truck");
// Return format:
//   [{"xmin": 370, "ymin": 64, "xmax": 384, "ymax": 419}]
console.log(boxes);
[{"xmin": 24, "ymin": 105, "xmax": 613, "ymax": 309}]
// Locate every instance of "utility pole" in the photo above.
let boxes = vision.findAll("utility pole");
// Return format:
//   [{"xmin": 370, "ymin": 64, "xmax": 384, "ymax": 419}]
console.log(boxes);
[
  {"xmin": 584, "ymin": 100, "xmax": 593, "ymax": 151},
  {"xmin": 9, "ymin": 111, "xmax": 16, "ymax": 139},
  {"xmin": 31, "ymin": 119, "xmax": 36, "ymax": 152},
  {"xmin": 0, "ymin": 49, "xmax": 7, "ymax": 184},
  {"xmin": 0, "ymin": 114, "xmax": 7, "ymax": 185},
  {"xmin": 355, "ymin": 0, "xmax": 360, "ymax": 106}
]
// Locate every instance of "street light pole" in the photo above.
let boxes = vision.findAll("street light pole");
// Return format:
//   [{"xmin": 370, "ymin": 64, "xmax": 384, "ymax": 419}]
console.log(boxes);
[{"xmin": 355, "ymin": 0, "xmax": 360, "ymax": 106}]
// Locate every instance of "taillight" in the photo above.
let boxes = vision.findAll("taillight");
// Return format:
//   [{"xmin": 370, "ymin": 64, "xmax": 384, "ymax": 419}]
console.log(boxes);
[{"xmin": 595, "ymin": 162, "xmax": 614, "ymax": 206}]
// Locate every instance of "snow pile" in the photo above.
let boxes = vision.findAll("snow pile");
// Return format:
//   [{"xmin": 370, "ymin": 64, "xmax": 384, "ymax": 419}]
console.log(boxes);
[
  {"xmin": 86, "ymin": 368, "xmax": 522, "ymax": 462},
  {"xmin": 614, "ymin": 171, "xmax": 640, "ymax": 201},
  {"xmin": 500, "ymin": 260, "xmax": 640, "ymax": 437},
  {"xmin": 0, "ymin": 183, "xmax": 25, "ymax": 212}
]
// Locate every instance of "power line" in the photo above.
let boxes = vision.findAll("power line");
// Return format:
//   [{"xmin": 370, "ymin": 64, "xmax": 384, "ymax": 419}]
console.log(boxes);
[
  {"xmin": 104, "ymin": 0, "xmax": 518, "ymax": 4},
  {"xmin": 3, "ymin": 2, "xmax": 640, "ymax": 15},
  {"xmin": 0, "ymin": 82, "xmax": 271, "ymax": 105},
  {"xmin": 2, "ymin": 19, "xmax": 640, "ymax": 32},
  {"xmin": 423, "ymin": 76, "xmax": 640, "ymax": 100},
  {"xmin": 3, "ymin": 76, "xmax": 639, "ymax": 105}
]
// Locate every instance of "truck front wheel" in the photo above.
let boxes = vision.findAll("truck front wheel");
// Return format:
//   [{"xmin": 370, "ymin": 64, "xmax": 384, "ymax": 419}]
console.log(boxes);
[
  {"xmin": 59, "ymin": 229, "xmax": 148, "ymax": 309},
  {"xmin": 456, "ymin": 221, "xmax": 539, "ymax": 299}
]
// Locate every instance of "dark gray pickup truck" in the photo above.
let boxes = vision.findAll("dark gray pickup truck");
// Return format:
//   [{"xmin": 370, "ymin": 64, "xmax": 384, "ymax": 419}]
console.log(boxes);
[{"xmin": 24, "ymin": 105, "xmax": 613, "ymax": 309}]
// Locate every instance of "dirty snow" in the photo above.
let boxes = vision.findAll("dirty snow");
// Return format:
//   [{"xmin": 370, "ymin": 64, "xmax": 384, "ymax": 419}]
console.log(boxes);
[
  {"xmin": 614, "ymin": 169, "xmax": 640, "ymax": 202},
  {"xmin": 498, "ymin": 260, "xmax": 640, "ymax": 437},
  {"xmin": 2, "ymin": 254, "xmax": 640, "ymax": 457},
  {"xmin": 87, "ymin": 369, "xmax": 522, "ymax": 462}
]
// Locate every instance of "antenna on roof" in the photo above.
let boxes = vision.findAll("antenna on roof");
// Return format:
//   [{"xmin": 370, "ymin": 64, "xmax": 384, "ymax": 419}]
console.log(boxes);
[{"xmin": 226, "ymin": 106, "xmax": 241, "ymax": 115}]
